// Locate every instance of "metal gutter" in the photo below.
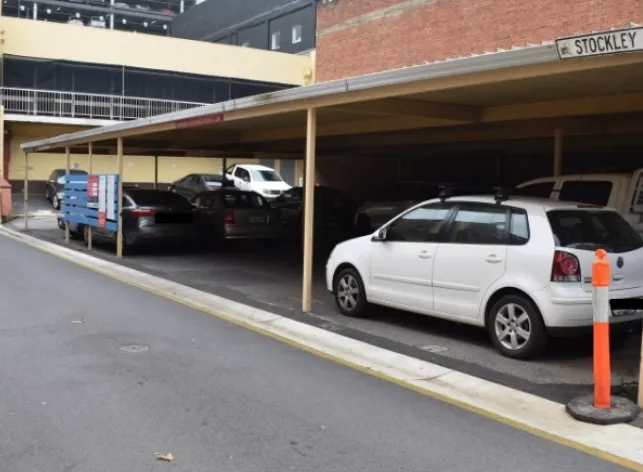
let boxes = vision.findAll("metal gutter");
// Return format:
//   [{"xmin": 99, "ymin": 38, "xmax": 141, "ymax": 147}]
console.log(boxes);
[{"xmin": 21, "ymin": 44, "xmax": 559, "ymax": 152}]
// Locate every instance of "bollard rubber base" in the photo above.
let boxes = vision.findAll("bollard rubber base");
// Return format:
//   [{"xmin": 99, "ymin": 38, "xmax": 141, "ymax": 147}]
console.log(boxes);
[{"xmin": 566, "ymin": 394, "xmax": 640, "ymax": 425}]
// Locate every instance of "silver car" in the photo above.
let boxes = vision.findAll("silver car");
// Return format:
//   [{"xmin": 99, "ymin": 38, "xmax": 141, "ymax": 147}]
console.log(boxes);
[{"xmin": 192, "ymin": 189, "xmax": 282, "ymax": 243}]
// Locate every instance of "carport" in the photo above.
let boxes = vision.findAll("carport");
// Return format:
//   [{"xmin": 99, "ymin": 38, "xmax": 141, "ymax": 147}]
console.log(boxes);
[{"xmin": 19, "ymin": 32, "xmax": 643, "ymax": 313}]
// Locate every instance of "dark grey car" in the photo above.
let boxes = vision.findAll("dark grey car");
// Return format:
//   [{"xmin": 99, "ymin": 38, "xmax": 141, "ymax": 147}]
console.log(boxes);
[
  {"xmin": 85, "ymin": 189, "xmax": 201, "ymax": 250},
  {"xmin": 354, "ymin": 182, "xmax": 496, "ymax": 235},
  {"xmin": 192, "ymin": 189, "xmax": 282, "ymax": 243},
  {"xmin": 45, "ymin": 169, "xmax": 88, "ymax": 210},
  {"xmin": 169, "ymin": 173, "xmax": 224, "ymax": 200}
]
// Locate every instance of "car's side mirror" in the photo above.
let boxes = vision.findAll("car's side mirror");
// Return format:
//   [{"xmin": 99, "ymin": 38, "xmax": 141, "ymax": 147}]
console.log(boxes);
[
  {"xmin": 242, "ymin": 177, "xmax": 250, "ymax": 183},
  {"xmin": 372, "ymin": 228, "xmax": 387, "ymax": 242}
]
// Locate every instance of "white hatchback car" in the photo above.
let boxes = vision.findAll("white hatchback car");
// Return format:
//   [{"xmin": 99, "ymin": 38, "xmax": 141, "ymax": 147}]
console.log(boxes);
[{"xmin": 326, "ymin": 194, "xmax": 643, "ymax": 358}]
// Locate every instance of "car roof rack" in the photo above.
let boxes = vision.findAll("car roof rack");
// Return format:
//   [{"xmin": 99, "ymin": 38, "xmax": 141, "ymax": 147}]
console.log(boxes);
[
  {"xmin": 493, "ymin": 186, "xmax": 510, "ymax": 204},
  {"xmin": 438, "ymin": 185, "xmax": 452, "ymax": 202}
]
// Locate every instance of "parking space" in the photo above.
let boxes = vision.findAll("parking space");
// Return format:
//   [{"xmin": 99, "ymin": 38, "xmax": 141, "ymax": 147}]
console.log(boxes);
[{"xmin": 12, "ymin": 201, "xmax": 642, "ymax": 406}]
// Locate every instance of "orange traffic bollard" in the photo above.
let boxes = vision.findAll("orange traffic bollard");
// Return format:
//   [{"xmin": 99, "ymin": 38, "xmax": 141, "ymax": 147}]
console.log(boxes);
[
  {"xmin": 566, "ymin": 248, "xmax": 639, "ymax": 424},
  {"xmin": 592, "ymin": 248, "xmax": 611, "ymax": 409}
]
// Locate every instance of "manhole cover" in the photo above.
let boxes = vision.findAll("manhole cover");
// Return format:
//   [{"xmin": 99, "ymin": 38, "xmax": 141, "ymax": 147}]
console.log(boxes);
[{"xmin": 120, "ymin": 344, "xmax": 150, "ymax": 353}]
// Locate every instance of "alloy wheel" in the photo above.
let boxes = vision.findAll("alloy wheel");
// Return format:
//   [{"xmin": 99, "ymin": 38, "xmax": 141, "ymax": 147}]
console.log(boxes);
[
  {"xmin": 494, "ymin": 303, "xmax": 531, "ymax": 351},
  {"xmin": 337, "ymin": 274, "xmax": 360, "ymax": 312}
]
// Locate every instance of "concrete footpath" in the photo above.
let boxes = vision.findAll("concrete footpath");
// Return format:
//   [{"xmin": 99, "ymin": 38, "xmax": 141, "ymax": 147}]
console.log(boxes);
[{"xmin": 1, "ymin": 225, "xmax": 643, "ymax": 471}]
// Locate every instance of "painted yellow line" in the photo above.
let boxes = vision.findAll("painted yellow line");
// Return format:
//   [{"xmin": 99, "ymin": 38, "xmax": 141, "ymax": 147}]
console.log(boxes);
[{"xmin": 3, "ymin": 230, "xmax": 642, "ymax": 471}]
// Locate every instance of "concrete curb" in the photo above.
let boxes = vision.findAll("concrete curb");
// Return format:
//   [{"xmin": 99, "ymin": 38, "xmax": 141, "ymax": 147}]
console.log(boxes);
[{"xmin": 2, "ymin": 225, "xmax": 643, "ymax": 470}]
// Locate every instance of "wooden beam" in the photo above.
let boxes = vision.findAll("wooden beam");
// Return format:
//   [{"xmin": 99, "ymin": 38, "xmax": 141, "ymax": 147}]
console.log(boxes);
[
  {"xmin": 483, "ymin": 92, "xmax": 643, "ymax": 123},
  {"xmin": 332, "ymin": 98, "xmax": 481, "ymax": 122}
]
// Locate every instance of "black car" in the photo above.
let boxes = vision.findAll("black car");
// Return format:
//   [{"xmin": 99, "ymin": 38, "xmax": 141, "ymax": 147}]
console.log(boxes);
[
  {"xmin": 83, "ymin": 189, "xmax": 200, "ymax": 250},
  {"xmin": 168, "ymin": 173, "xmax": 225, "ymax": 200},
  {"xmin": 45, "ymin": 169, "xmax": 88, "ymax": 209},
  {"xmin": 354, "ymin": 181, "xmax": 497, "ymax": 235},
  {"xmin": 272, "ymin": 186, "xmax": 356, "ymax": 237}
]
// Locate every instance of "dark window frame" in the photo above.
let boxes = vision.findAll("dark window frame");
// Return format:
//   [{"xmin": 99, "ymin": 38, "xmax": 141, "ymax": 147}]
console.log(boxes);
[
  {"xmin": 383, "ymin": 203, "xmax": 455, "ymax": 243},
  {"xmin": 444, "ymin": 202, "xmax": 511, "ymax": 246}
]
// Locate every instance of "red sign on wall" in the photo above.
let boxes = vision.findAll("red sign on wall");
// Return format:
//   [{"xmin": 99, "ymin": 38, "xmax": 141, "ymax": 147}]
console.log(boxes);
[
  {"xmin": 175, "ymin": 113, "xmax": 224, "ymax": 129},
  {"xmin": 98, "ymin": 211, "xmax": 106, "ymax": 229}
]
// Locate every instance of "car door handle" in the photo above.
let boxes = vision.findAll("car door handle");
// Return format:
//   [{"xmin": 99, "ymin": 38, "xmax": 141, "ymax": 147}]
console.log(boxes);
[
  {"xmin": 485, "ymin": 255, "xmax": 503, "ymax": 263},
  {"xmin": 418, "ymin": 251, "xmax": 432, "ymax": 259}
]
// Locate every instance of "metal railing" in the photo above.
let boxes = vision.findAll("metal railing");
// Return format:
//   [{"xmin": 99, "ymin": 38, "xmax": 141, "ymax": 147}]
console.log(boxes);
[{"xmin": 0, "ymin": 87, "xmax": 209, "ymax": 121}]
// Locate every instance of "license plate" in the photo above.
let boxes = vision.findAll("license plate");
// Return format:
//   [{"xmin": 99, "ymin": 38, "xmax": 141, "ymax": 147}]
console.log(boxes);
[
  {"xmin": 249, "ymin": 216, "xmax": 266, "ymax": 224},
  {"xmin": 612, "ymin": 309, "xmax": 643, "ymax": 317}
]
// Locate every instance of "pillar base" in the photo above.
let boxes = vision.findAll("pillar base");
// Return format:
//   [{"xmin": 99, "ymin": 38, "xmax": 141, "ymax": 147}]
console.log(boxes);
[{"xmin": 566, "ymin": 394, "xmax": 639, "ymax": 425}]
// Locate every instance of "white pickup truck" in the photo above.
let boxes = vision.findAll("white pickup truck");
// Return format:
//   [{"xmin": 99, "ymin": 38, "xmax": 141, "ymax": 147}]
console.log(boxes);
[
  {"xmin": 517, "ymin": 168, "xmax": 643, "ymax": 234},
  {"xmin": 225, "ymin": 164, "xmax": 291, "ymax": 200}
]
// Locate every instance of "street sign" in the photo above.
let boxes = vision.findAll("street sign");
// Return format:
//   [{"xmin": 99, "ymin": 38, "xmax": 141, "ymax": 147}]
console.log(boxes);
[{"xmin": 556, "ymin": 27, "xmax": 643, "ymax": 60}]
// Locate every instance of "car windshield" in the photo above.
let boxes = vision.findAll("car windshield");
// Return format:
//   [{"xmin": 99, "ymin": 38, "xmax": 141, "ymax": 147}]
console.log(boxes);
[
  {"xmin": 56, "ymin": 170, "xmax": 87, "ymax": 183},
  {"xmin": 221, "ymin": 191, "xmax": 268, "ymax": 209},
  {"xmin": 128, "ymin": 190, "xmax": 191, "ymax": 207},
  {"xmin": 203, "ymin": 175, "xmax": 223, "ymax": 186},
  {"xmin": 251, "ymin": 170, "xmax": 283, "ymax": 182},
  {"xmin": 547, "ymin": 210, "xmax": 643, "ymax": 253}
]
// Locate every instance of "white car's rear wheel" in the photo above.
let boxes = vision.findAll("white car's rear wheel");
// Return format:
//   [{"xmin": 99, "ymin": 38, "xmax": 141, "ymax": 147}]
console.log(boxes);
[{"xmin": 488, "ymin": 294, "xmax": 547, "ymax": 359}]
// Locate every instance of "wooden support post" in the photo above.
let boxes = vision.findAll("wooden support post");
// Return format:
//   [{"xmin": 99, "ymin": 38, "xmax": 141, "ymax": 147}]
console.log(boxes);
[
  {"xmin": 23, "ymin": 152, "xmax": 29, "ymax": 231},
  {"xmin": 116, "ymin": 138, "xmax": 124, "ymax": 257},
  {"xmin": 87, "ymin": 143, "xmax": 93, "ymax": 250},
  {"xmin": 554, "ymin": 129, "xmax": 563, "ymax": 177},
  {"xmin": 302, "ymin": 108, "xmax": 317, "ymax": 313},
  {"xmin": 64, "ymin": 146, "xmax": 70, "ymax": 243},
  {"xmin": 154, "ymin": 155, "xmax": 158, "ymax": 190}
]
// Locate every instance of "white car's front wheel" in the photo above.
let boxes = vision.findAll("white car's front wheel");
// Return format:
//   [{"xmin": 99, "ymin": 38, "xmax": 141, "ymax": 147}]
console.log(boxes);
[
  {"xmin": 333, "ymin": 267, "xmax": 368, "ymax": 317},
  {"xmin": 488, "ymin": 294, "xmax": 547, "ymax": 359}
]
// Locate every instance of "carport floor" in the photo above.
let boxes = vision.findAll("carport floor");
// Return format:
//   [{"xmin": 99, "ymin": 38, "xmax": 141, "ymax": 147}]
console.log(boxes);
[{"xmin": 10, "ymin": 211, "xmax": 643, "ymax": 420}]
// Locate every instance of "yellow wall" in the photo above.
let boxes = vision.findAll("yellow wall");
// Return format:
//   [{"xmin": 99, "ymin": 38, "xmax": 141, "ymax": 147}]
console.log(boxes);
[
  {"xmin": 8, "ymin": 123, "xmax": 259, "ymax": 182},
  {"xmin": 0, "ymin": 17, "xmax": 312, "ymax": 86}
]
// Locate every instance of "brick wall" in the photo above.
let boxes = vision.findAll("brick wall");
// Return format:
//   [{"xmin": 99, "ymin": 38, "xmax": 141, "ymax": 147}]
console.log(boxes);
[{"xmin": 316, "ymin": 0, "xmax": 643, "ymax": 81}]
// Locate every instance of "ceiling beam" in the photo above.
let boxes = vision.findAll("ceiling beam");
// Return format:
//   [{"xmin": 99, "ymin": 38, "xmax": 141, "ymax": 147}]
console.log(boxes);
[
  {"xmin": 241, "ymin": 116, "xmax": 453, "ymax": 142},
  {"xmin": 332, "ymin": 99, "xmax": 481, "ymax": 122},
  {"xmin": 483, "ymin": 92, "xmax": 643, "ymax": 123}
]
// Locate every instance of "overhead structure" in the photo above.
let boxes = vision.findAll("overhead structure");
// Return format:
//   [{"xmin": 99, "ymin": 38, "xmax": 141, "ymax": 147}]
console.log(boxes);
[{"xmin": 19, "ymin": 37, "xmax": 643, "ymax": 313}]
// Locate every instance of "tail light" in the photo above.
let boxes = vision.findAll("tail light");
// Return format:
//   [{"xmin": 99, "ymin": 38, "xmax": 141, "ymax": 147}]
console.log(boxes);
[
  {"xmin": 224, "ymin": 209, "xmax": 235, "ymax": 225},
  {"xmin": 552, "ymin": 250, "xmax": 581, "ymax": 282},
  {"xmin": 131, "ymin": 209, "xmax": 156, "ymax": 217}
]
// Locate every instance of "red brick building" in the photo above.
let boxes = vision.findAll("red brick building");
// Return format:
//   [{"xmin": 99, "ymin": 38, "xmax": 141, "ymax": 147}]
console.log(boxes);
[{"xmin": 315, "ymin": 0, "xmax": 643, "ymax": 82}]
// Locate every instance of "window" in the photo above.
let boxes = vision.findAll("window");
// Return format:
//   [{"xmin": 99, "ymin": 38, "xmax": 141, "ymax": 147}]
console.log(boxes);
[
  {"xmin": 516, "ymin": 181, "xmax": 555, "ymax": 198},
  {"xmin": 558, "ymin": 180, "xmax": 613, "ymax": 206},
  {"xmin": 547, "ymin": 210, "xmax": 643, "ymax": 253},
  {"xmin": 271, "ymin": 31, "xmax": 281, "ymax": 50},
  {"xmin": 251, "ymin": 169, "xmax": 283, "ymax": 182},
  {"xmin": 509, "ymin": 210, "xmax": 530, "ymax": 245},
  {"xmin": 386, "ymin": 204, "xmax": 450, "ymax": 243},
  {"xmin": 128, "ymin": 190, "xmax": 192, "ymax": 207},
  {"xmin": 235, "ymin": 167, "xmax": 250, "ymax": 181},
  {"xmin": 122, "ymin": 195, "xmax": 134, "ymax": 209},
  {"xmin": 292, "ymin": 24, "xmax": 302, "ymax": 44},
  {"xmin": 222, "ymin": 191, "xmax": 269, "ymax": 209},
  {"xmin": 449, "ymin": 205, "xmax": 508, "ymax": 245},
  {"xmin": 199, "ymin": 193, "xmax": 215, "ymax": 208}
]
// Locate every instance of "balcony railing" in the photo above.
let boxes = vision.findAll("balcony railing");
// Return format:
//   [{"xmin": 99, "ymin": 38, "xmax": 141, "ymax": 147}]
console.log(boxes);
[{"xmin": 0, "ymin": 87, "xmax": 209, "ymax": 121}]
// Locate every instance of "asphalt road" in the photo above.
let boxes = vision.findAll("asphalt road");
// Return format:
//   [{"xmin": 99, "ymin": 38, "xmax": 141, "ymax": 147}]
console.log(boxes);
[{"xmin": 0, "ymin": 234, "xmax": 632, "ymax": 471}]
